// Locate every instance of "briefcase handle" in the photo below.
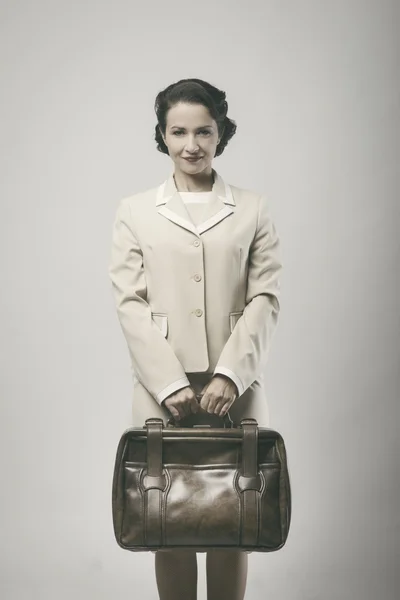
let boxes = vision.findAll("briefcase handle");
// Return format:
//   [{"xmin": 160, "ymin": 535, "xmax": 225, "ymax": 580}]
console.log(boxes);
[{"xmin": 166, "ymin": 393, "xmax": 234, "ymax": 429}]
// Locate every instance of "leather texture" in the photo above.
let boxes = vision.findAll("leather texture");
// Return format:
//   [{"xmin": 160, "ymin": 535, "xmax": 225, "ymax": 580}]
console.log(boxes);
[{"xmin": 112, "ymin": 416, "xmax": 291, "ymax": 553}]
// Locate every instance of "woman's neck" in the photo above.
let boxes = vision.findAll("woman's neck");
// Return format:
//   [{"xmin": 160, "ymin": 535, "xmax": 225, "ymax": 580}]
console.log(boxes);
[{"xmin": 173, "ymin": 168, "xmax": 214, "ymax": 192}]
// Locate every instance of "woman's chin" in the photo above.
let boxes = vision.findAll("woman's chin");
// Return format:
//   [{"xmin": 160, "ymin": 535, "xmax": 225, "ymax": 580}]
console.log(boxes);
[{"xmin": 178, "ymin": 159, "xmax": 209, "ymax": 174}]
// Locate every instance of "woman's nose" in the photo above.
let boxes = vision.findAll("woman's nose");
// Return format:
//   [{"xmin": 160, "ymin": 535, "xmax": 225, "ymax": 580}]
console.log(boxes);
[{"xmin": 184, "ymin": 136, "xmax": 199, "ymax": 152}]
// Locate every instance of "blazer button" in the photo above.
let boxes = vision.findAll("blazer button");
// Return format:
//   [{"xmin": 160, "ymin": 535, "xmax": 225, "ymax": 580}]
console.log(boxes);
[
  {"xmin": 193, "ymin": 274, "xmax": 202, "ymax": 282},
  {"xmin": 195, "ymin": 308, "xmax": 203, "ymax": 317},
  {"xmin": 193, "ymin": 240, "xmax": 200, "ymax": 247}
]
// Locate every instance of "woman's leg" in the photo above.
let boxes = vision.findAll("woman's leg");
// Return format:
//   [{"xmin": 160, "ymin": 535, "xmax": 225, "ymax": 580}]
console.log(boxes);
[
  {"xmin": 206, "ymin": 550, "xmax": 248, "ymax": 600},
  {"xmin": 154, "ymin": 549, "xmax": 198, "ymax": 600}
]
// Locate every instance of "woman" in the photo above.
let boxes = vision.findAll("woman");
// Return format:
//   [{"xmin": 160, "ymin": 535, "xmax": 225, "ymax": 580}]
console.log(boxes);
[{"xmin": 109, "ymin": 78, "xmax": 282, "ymax": 600}]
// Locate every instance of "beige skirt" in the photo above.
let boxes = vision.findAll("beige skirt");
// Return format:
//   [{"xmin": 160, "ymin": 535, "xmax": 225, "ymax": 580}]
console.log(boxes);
[{"xmin": 131, "ymin": 371, "xmax": 270, "ymax": 427}]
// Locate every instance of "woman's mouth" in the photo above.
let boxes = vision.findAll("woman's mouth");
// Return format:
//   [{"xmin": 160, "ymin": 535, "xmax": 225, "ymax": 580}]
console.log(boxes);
[{"xmin": 183, "ymin": 156, "xmax": 203, "ymax": 162}]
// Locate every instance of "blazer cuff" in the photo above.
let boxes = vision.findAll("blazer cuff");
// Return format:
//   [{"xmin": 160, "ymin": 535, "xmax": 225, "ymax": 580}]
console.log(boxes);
[
  {"xmin": 213, "ymin": 367, "xmax": 245, "ymax": 397},
  {"xmin": 157, "ymin": 376, "xmax": 191, "ymax": 405}
]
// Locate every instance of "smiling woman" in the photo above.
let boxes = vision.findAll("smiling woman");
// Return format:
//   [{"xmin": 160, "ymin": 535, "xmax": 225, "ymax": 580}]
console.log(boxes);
[
  {"xmin": 154, "ymin": 78, "xmax": 237, "ymax": 191},
  {"xmin": 109, "ymin": 77, "xmax": 282, "ymax": 600},
  {"xmin": 162, "ymin": 103, "xmax": 221, "ymax": 179}
]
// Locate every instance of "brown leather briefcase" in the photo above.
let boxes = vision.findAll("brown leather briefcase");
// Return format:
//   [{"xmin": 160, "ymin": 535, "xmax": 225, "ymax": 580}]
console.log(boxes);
[{"xmin": 112, "ymin": 413, "xmax": 291, "ymax": 553}]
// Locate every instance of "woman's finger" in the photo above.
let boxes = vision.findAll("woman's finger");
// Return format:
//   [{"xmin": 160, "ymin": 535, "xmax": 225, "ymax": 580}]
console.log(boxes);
[
  {"xmin": 212, "ymin": 398, "xmax": 223, "ymax": 415},
  {"xmin": 206, "ymin": 394, "xmax": 221, "ymax": 413},
  {"xmin": 214, "ymin": 398, "xmax": 229, "ymax": 416},
  {"xmin": 179, "ymin": 401, "xmax": 191, "ymax": 418},
  {"xmin": 190, "ymin": 395, "xmax": 200, "ymax": 413},
  {"xmin": 169, "ymin": 407, "xmax": 180, "ymax": 420},
  {"xmin": 199, "ymin": 393, "xmax": 210, "ymax": 412}
]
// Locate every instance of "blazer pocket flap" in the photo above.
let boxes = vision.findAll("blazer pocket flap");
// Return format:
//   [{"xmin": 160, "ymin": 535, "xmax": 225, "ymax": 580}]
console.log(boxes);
[
  {"xmin": 229, "ymin": 311, "xmax": 244, "ymax": 333},
  {"xmin": 151, "ymin": 313, "xmax": 168, "ymax": 337}
]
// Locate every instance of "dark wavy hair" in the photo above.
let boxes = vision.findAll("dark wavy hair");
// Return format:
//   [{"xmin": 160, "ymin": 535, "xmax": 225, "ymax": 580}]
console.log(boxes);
[{"xmin": 154, "ymin": 78, "xmax": 237, "ymax": 157}]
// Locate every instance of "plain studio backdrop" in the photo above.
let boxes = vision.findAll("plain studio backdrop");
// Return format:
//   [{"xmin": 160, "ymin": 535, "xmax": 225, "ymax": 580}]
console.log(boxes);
[{"xmin": 1, "ymin": 1, "xmax": 399, "ymax": 599}]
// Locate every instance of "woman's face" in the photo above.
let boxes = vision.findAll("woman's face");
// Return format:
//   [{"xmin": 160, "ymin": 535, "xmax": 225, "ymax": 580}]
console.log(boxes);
[{"xmin": 161, "ymin": 102, "xmax": 221, "ymax": 176}]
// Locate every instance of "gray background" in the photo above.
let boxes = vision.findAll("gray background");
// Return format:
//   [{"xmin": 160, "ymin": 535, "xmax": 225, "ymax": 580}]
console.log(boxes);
[{"xmin": 1, "ymin": 1, "xmax": 399, "ymax": 598}]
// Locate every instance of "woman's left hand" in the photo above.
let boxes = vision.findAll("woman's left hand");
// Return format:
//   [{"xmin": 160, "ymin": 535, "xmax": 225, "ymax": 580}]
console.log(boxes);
[{"xmin": 198, "ymin": 374, "xmax": 239, "ymax": 416}]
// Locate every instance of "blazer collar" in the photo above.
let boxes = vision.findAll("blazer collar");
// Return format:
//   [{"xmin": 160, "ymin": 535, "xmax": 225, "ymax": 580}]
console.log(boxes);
[{"xmin": 155, "ymin": 168, "xmax": 235, "ymax": 236}]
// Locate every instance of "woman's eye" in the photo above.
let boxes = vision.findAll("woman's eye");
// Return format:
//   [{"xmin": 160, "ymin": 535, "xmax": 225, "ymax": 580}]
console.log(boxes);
[{"xmin": 172, "ymin": 130, "xmax": 211, "ymax": 136}]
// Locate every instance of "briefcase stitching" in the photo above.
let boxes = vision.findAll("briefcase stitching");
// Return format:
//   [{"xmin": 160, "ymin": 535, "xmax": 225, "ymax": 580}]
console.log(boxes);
[{"xmin": 161, "ymin": 463, "xmax": 242, "ymax": 470}]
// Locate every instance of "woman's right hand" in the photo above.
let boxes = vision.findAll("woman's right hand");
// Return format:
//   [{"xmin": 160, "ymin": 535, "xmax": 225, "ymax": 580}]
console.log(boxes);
[{"xmin": 162, "ymin": 386, "xmax": 200, "ymax": 421}]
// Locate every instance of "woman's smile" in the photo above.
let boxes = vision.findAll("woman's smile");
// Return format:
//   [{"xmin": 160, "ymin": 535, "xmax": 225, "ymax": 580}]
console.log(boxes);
[{"xmin": 183, "ymin": 156, "xmax": 203, "ymax": 163}]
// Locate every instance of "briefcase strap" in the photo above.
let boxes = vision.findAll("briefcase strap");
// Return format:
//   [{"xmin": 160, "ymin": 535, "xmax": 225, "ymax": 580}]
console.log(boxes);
[
  {"xmin": 144, "ymin": 419, "xmax": 165, "ymax": 547},
  {"xmin": 240, "ymin": 420, "xmax": 260, "ymax": 547}
]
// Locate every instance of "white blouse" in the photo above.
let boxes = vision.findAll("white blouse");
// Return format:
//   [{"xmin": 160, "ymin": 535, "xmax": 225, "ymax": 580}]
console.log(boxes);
[{"xmin": 179, "ymin": 191, "xmax": 214, "ymax": 227}]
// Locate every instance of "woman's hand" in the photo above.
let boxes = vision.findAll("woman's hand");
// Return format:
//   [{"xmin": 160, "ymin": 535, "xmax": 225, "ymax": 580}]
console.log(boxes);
[
  {"xmin": 198, "ymin": 374, "xmax": 238, "ymax": 417},
  {"xmin": 162, "ymin": 386, "xmax": 200, "ymax": 421}
]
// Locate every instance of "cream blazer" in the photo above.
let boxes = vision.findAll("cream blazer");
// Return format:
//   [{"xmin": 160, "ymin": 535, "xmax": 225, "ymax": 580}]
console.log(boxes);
[{"xmin": 108, "ymin": 168, "xmax": 282, "ymax": 406}]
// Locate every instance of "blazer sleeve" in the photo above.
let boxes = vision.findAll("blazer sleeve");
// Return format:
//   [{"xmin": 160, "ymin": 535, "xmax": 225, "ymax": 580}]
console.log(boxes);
[
  {"xmin": 108, "ymin": 198, "xmax": 190, "ymax": 405},
  {"xmin": 213, "ymin": 194, "xmax": 282, "ymax": 396}
]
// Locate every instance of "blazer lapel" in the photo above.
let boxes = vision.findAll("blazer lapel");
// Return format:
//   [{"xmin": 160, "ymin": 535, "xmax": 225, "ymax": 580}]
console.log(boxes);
[{"xmin": 156, "ymin": 168, "xmax": 235, "ymax": 236}]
